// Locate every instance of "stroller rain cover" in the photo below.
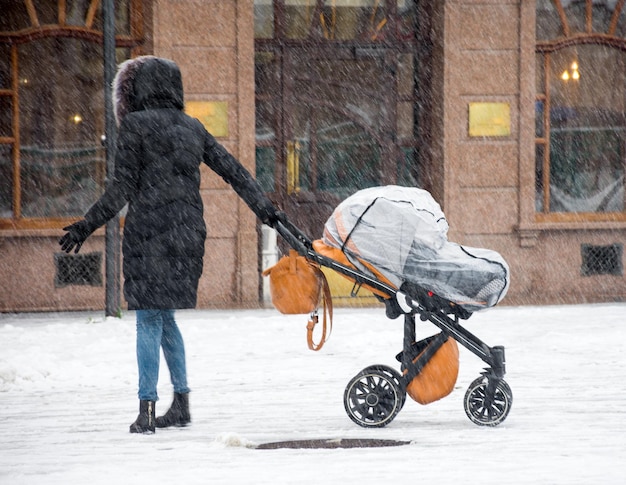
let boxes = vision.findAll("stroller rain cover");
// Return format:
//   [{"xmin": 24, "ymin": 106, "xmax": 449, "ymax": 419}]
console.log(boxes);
[{"xmin": 322, "ymin": 186, "xmax": 510, "ymax": 312}]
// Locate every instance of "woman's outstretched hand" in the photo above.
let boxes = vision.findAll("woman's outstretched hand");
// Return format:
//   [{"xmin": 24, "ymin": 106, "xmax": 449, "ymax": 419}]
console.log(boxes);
[{"xmin": 59, "ymin": 220, "xmax": 96, "ymax": 254}]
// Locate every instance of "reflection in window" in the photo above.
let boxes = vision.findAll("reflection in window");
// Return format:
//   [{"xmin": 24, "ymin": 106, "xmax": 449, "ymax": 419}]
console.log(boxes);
[
  {"xmin": 288, "ymin": 52, "xmax": 388, "ymax": 199},
  {"xmin": 319, "ymin": 0, "xmax": 390, "ymax": 41},
  {"xmin": 254, "ymin": 0, "xmax": 274, "ymax": 39},
  {"xmin": 316, "ymin": 109, "xmax": 381, "ymax": 199},
  {"xmin": 254, "ymin": 51, "xmax": 278, "ymax": 192},
  {"xmin": 254, "ymin": 0, "xmax": 411, "ymax": 41},
  {"xmin": 19, "ymin": 38, "xmax": 105, "ymax": 217},
  {"xmin": 0, "ymin": 1, "xmax": 30, "ymax": 32},
  {"xmin": 256, "ymin": 147, "xmax": 276, "ymax": 192},
  {"xmin": 0, "ymin": 145, "xmax": 11, "ymax": 217},
  {"xmin": 0, "ymin": 0, "xmax": 136, "ymax": 224},
  {"xmin": 549, "ymin": 45, "xmax": 625, "ymax": 212},
  {"xmin": 536, "ymin": 1, "xmax": 626, "ymax": 215}
]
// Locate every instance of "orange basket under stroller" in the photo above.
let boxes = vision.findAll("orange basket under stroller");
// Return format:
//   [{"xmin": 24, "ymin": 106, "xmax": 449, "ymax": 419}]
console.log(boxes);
[{"xmin": 273, "ymin": 186, "xmax": 512, "ymax": 428}]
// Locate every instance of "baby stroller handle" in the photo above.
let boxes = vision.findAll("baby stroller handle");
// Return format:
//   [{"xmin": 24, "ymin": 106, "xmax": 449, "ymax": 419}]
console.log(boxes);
[{"xmin": 274, "ymin": 219, "xmax": 312, "ymax": 257}]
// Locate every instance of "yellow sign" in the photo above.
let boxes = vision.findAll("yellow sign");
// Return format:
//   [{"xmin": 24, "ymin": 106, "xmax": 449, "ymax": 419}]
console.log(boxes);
[
  {"xmin": 286, "ymin": 140, "xmax": 301, "ymax": 195},
  {"xmin": 185, "ymin": 101, "xmax": 229, "ymax": 137},
  {"xmin": 468, "ymin": 102, "xmax": 510, "ymax": 137}
]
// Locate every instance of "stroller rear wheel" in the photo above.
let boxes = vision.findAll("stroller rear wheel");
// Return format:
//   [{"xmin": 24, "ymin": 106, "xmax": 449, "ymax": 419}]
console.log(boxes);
[
  {"xmin": 463, "ymin": 376, "xmax": 512, "ymax": 426},
  {"xmin": 344, "ymin": 365, "xmax": 405, "ymax": 428}
]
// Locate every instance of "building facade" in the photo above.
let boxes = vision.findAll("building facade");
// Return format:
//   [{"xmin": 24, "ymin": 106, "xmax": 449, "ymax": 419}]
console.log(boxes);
[{"xmin": 1, "ymin": 0, "xmax": 624, "ymax": 312}]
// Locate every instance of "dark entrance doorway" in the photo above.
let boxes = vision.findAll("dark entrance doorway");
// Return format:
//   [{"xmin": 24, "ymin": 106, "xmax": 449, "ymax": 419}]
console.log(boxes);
[{"xmin": 255, "ymin": 1, "xmax": 420, "ymax": 239}]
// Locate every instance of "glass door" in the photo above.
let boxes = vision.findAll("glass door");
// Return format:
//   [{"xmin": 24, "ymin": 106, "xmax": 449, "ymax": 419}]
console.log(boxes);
[
  {"xmin": 280, "ymin": 46, "xmax": 399, "ymax": 237},
  {"xmin": 255, "ymin": 1, "xmax": 419, "ymax": 238}
]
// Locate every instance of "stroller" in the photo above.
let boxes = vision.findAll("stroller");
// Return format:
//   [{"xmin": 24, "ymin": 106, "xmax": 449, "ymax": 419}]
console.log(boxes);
[{"xmin": 272, "ymin": 186, "xmax": 512, "ymax": 428}]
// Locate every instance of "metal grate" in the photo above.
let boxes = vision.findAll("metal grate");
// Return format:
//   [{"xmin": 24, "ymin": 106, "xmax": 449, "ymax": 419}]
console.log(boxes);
[
  {"xmin": 581, "ymin": 244, "xmax": 623, "ymax": 276},
  {"xmin": 55, "ymin": 252, "xmax": 103, "ymax": 287}
]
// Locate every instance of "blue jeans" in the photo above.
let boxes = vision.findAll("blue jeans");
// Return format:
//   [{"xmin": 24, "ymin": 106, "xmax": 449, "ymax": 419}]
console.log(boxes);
[{"xmin": 136, "ymin": 309, "xmax": 190, "ymax": 401}]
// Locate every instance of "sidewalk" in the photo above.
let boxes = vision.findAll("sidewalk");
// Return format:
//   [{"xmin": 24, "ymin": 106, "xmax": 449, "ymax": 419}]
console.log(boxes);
[{"xmin": 1, "ymin": 303, "xmax": 625, "ymax": 484}]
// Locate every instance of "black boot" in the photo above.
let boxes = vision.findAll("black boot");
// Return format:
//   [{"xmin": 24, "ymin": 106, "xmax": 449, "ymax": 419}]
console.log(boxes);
[
  {"xmin": 129, "ymin": 400, "xmax": 156, "ymax": 434},
  {"xmin": 155, "ymin": 392, "xmax": 190, "ymax": 428}
]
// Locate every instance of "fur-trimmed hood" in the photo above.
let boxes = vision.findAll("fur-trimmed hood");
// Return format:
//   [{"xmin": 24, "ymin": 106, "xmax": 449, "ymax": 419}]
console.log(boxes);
[{"xmin": 112, "ymin": 55, "xmax": 184, "ymax": 126}]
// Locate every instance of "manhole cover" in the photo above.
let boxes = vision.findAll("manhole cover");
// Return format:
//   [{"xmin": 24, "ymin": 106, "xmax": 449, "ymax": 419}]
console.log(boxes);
[{"xmin": 256, "ymin": 438, "xmax": 411, "ymax": 450}]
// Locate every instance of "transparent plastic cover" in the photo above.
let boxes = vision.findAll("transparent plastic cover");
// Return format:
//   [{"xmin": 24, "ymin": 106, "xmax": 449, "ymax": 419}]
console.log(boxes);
[{"xmin": 322, "ymin": 186, "xmax": 509, "ymax": 311}]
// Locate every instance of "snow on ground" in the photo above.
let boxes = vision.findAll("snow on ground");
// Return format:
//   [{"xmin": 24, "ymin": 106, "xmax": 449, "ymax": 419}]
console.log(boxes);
[{"xmin": 1, "ymin": 303, "xmax": 625, "ymax": 484}]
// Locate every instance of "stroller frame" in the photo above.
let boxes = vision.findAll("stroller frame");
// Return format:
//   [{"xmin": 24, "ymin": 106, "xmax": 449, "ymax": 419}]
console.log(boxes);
[{"xmin": 275, "ymin": 219, "xmax": 512, "ymax": 427}]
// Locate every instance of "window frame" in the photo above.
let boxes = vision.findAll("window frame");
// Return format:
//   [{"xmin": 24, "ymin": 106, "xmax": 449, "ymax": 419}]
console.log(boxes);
[
  {"xmin": 0, "ymin": 0, "xmax": 145, "ymax": 231},
  {"xmin": 535, "ymin": 0, "xmax": 626, "ymax": 223}
]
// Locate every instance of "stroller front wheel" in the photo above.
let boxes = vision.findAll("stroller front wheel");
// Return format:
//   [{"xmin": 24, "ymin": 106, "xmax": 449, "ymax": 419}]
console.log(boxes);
[
  {"xmin": 343, "ymin": 365, "xmax": 405, "ymax": 428},
  {"xmin": 463, "ymin": 376, "xmax": 512, "ymax": 426}
]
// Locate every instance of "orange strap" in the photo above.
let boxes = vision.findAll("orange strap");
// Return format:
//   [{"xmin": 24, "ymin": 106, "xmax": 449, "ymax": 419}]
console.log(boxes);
[{"xmin": 306, "ymin": 271, "xmax": 333, "ymax": 351}]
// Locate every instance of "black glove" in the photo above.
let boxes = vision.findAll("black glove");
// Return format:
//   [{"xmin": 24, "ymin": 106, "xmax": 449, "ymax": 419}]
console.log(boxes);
[
  {"xmin": 59, "ymin": 219, "xmax": 97, "ymax": 254},
  {"xmin": 257, "ymin": 201, "xmax": 285, "ymax": 229},
  {"xmin": 270, "ymin": 210, "xmax": 288, "ymax": 229}
]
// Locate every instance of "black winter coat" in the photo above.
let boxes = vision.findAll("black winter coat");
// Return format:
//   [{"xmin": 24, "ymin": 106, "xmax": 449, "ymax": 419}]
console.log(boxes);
[{"xmin": 84, "ymin": 56, "xmax": 274, "ymax": 310}]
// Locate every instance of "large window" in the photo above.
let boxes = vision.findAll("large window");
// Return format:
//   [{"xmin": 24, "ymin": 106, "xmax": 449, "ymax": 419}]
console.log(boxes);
[
  {"xmin": 254, "ymin": 0, "xmax": 417, "ymax": 189},
  {"xmin": 0, "ymin": 0, "xmax": 143, "ymax": 229},
  {"xmin": 536, "ymin": 0, "xmax": 626, "ymax": 220},
  {"xmin": 254, "ymin": 0, "xmax": 419, "ymax": 236}
]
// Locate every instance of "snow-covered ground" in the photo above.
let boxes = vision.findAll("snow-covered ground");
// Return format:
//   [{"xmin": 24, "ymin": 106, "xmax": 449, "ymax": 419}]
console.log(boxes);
[{"xmin": 1, "ymin": 303, "xmax": 624, "ymax": 484}]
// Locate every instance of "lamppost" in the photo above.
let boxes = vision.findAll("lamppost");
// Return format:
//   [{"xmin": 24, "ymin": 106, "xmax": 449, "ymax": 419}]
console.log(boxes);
[{"xmin": 103, "ymin": 0, "xmax": 121, "ymax": 317}]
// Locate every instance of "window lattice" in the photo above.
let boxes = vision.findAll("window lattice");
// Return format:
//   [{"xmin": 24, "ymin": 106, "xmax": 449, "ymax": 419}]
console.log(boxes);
[
  {"xmin": 55, "ymin": 252, "xmax": 103, "ymax": 287},
  {"xmin": 581, "ymin": 244, "xmax": 623, "ymax": 276}
]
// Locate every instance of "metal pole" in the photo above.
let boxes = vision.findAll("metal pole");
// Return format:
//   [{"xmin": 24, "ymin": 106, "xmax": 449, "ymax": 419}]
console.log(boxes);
[{"xmin": 103, "ymin": 0, "xmax": 121, "ymax": 317}]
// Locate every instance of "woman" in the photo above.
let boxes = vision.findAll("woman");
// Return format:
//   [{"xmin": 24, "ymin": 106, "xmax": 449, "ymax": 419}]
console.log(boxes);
[{"xmin": 59, "ymin": 56, "xmax": 281, "ymax": 434}]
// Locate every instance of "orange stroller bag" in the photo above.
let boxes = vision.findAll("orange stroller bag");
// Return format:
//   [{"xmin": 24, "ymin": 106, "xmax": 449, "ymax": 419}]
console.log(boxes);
[
  {"xmin": 263, "ymin": 249, "xmax": 333, "ymax": 351},
  {"xmin": 263, "ymin": 249, "xmax": 322, "ymax": 314},
  {"xmin": 402, "ymin": 335, "xmax": 459, "ymax": 405}
]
